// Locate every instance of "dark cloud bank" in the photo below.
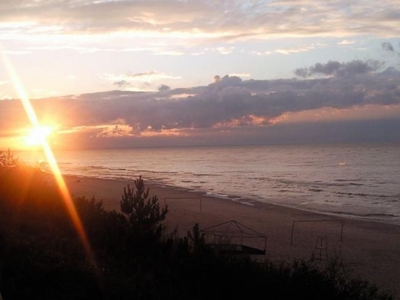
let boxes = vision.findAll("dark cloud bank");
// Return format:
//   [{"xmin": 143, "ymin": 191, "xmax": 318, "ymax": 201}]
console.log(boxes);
[{"xmin": 2, "ymin": 60, "xmax": 400, "ymax": 149}]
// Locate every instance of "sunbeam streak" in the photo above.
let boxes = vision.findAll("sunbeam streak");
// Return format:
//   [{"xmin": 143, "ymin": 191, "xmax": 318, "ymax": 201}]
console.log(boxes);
[{"xmin": 2, "ymin": 51, "xmax": 96, "ymax": 266}]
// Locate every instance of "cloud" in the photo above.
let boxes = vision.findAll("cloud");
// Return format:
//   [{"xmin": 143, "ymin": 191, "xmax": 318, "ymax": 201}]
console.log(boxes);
[
  {"xmin": 116, "ymin": 68, "xmax": 398, "ymax": 131},
  {"xmin": 294, "ymin": 59, "xmax": 385, "ymax": 78},
  {"xmin": 96, "ymin": 123, "xmax": 134, "ymax": 138},
  {"xmin": 275, "ymin": 44, "xmax": 320, "ymax": 55},
  {"xmin": 2, "ymin": 63, "xmax": 400, "ymax": 148},
  {"xmin": 215, "ymin": 47, "xmax": 235, "ymax": 55},
  {"xmin": 381, "ymin": 41, "xmax": 400, "ymax": 62},
  {"xmin": 338, "ymin": 40, "xmax": 355, "ymax": 45},
  {"xmin": 250, "ymin": 43, "xmax": 325, "ymax": 56},
  {"xmin": 103, "ymin": 71, "xmax": 181, "ymax": 91},
  {"xmin": 382, "ymin": 42, "xmax": 394, "ymax": 52},
  {"xmin": 228, "ymin": 73, "xmax": 251, "ymax": 78},
  {"xmin": 106, "ymin": 71, "xmax": 181, "ymax": 82},
  {"xmin": 213, "ymin": 75, "xmax": 221, "ymax": 82},
  {"xmin": 0, "ymin": 0, "xmax": 399, "ymax": 42},
  {"xmin": 158, "ymin": 84, "xmax": 171, "ymax": 92}
]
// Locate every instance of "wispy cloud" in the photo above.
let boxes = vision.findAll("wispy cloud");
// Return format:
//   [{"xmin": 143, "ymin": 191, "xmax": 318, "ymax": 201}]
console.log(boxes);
[
  {"xmin": 215, "ymin": 47, "xmax": 235, "ymax": 55},
  {"xmin": 251, "ymin": 43, "xmax": 326, "ymax": 56},
  {"xmin": 103, "ymin": 71, "xmax": 182, "ymax": 91},
  {"xmin": 275, "ymin": 44, "xmax": 321, "ymax": 55},
  {"xmin": 0, "ymin": 0, "xmax": 399, "ymax": 42},
  {"xmin": 338, "ymin": 40, "xmax": 355, "ymax": 45}
]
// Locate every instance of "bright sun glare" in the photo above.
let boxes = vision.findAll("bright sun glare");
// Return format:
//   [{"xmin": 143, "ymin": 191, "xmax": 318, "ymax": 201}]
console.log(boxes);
[
  {"xmin": 2, "ymin": 50, "xmax": 96, "ymax": 269},
  {"xmin": 24, "ymin": 125, "xmax": 54, "ymax": 146}
]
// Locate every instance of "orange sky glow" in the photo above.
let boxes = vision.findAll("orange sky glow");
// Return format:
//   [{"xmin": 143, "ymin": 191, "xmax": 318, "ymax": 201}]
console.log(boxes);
[{"xmin": 2, "ymin": 51, "xmax": 96, "ymax": 267}]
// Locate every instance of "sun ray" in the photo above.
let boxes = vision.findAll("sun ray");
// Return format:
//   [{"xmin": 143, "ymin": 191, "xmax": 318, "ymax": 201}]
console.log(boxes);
[{"xmin": 1, "ymin": 51, "xmax": 96, "ymax": 267}]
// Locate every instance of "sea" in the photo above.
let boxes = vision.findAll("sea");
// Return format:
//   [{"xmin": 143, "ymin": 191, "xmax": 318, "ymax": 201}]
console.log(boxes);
[{"xmin": 17, "ymin": 143, "xmax": 400, "ymax": 225}]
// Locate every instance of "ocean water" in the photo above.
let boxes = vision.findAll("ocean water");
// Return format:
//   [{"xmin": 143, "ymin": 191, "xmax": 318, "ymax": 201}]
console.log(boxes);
[{"xmin": 18, "ymin": 143, "xmax": 400, "ymax": 224}]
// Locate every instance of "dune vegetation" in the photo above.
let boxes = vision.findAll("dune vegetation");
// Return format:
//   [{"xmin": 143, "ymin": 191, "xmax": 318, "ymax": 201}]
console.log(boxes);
[{"xmin": 0, "ymin": 151, "xmax": 394, "ymax": 299}]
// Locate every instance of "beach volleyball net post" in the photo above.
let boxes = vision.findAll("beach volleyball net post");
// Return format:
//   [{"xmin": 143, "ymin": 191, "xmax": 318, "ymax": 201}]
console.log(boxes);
[
  {"xmin": 290, "ymin": 219, "xmax": 344, "ymax": 258},
  {"xmin": 290, "ymin": 220, "xmax": 344, "ymax": 245}
]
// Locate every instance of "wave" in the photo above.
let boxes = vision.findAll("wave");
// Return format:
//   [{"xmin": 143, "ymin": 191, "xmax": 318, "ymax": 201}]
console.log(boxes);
[
  {"xmin": 249, "ymin": 176, "xmax": 367, "ymax": 189},
  {"xmin": 328, "ymin": 210, "xmax": 399, "ymax": 219},
  {"xmin": 334, "ymin": 191, "xmax": 391, "ymax": 198},
  {"xmin": 309, "ymin": 188, "xmax": 324, "ymax": 192},
  {"xmin": 334, "ymin": 179, "xmax": 364, "ymax": 186},
  {"xmin": 82, "ymin": 165, "xmax": 108, "ymax": 170}
]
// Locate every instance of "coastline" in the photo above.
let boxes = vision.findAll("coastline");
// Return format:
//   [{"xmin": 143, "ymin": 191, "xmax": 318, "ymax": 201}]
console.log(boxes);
[{"xmin": 62, "ymin": 173, "xmax": 400, "ymax": 297}]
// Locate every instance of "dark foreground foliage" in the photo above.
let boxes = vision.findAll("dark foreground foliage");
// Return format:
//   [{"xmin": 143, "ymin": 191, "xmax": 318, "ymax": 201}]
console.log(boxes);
[{"xmin": 0, "ymin": 158, "xmax": 394, "ymax": 299}]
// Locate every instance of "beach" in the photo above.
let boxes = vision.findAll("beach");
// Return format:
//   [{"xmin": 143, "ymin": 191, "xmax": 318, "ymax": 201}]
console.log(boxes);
[
  {"xmin": 21, "ymin": 144, "xmax": 400, "ymax": 225},
  {"xmin": 64, "ymin": 174, "xmax": 400, "ymax": 297}
]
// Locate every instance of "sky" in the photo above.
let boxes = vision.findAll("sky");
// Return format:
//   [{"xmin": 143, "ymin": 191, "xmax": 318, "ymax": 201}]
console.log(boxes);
[{"xmin": 0, "ymin": 0, "xmax": 400, "ymax": 149}]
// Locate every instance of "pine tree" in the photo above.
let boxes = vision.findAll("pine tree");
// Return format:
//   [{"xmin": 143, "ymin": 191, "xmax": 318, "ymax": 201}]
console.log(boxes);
[{"xmin": 120, "ymin": 176, "xmax": 168, "ymax": 237}]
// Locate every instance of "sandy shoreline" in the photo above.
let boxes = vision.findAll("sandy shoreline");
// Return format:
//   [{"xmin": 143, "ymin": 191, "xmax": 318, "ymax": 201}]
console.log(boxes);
[{"xmin": 63, "ymin": 174, "xmax": 400, "ymax": 297}]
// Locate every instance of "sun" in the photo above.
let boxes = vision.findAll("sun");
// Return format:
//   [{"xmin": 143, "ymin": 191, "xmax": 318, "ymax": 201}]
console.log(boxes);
[{"xmin": 24, "ymin": 125, "xmax": 54, "ymax": 147}]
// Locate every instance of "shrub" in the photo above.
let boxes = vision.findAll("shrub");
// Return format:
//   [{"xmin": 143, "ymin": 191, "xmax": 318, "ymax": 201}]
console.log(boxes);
[{"xmin": 0, "ymin": 149, "xmax": 18, "ymax": 168}]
